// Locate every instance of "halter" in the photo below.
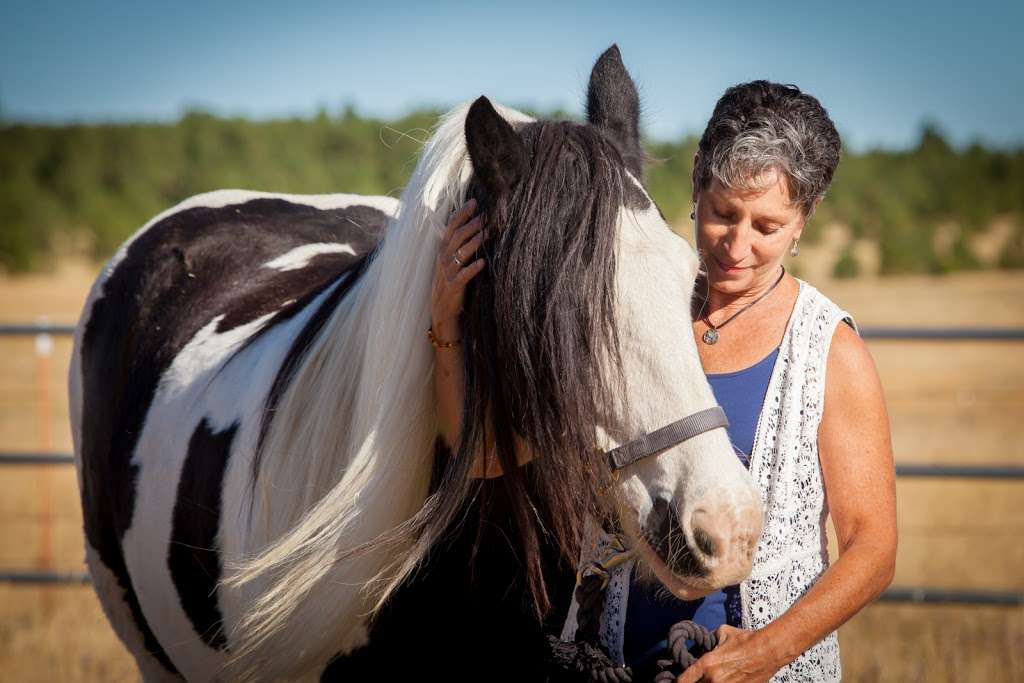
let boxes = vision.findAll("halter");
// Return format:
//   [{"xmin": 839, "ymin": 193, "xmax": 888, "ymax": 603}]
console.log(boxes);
[{"xmin": 604, "ymin": 406, "xmax": 729, "ymax": 472}]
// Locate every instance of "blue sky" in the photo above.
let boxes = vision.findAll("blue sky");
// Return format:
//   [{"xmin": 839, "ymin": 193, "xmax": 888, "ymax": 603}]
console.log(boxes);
[{"xmin": 2, "ymin": 0, "xmax": 1021, "ymax": 150}]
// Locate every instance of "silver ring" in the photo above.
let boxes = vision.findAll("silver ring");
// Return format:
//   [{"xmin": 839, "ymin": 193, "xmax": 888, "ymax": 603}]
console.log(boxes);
[{"xmin": 452, "ymin": 251, "xmax": 463, "ymax": 266}]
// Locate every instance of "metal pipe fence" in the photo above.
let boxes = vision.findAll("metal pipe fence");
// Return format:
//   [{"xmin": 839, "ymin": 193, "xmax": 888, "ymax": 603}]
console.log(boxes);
[{"xmin": 2, "ymin": 322, "xmax": 1022, "ymax": 606}]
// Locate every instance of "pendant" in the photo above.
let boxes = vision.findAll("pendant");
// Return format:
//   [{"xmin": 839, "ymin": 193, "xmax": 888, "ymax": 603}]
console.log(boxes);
[{"xmin": 702, "ymin": 328, "xmax": 719, "ymax": 344}]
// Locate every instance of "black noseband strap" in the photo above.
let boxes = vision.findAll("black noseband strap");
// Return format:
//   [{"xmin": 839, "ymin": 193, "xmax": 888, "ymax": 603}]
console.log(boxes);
[{"xmin": 605, "ymin": 406, "xmax": 729, "ymax": 471}]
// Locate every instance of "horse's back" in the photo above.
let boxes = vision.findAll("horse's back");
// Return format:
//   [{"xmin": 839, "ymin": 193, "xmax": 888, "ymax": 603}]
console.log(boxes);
[{"xmin": 70, "ymin": 189, "xmax": 397, "ymax": 679}]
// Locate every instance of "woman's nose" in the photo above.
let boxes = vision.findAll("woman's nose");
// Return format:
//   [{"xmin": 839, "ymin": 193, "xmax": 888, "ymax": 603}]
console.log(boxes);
[{"xmin": 723, "ymin": 223, "xmax": 753, "ymax": 260}]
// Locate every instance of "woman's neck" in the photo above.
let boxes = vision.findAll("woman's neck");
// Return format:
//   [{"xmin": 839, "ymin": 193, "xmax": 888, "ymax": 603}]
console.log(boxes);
[{"xmin": 693, "ymin": 264, "xmax": 785, "ymax": 319}]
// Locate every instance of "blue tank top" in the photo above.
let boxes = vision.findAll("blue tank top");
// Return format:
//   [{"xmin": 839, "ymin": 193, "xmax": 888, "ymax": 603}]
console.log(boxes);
[{"xmin": 623, "ymin": 345, "xmax": 780, "ymax": 674}]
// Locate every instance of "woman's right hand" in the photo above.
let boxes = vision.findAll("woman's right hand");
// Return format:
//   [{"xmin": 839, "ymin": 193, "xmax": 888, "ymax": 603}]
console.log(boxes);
[{"xmin": 431, "ymin": 198, "xmax": 486, "ymax": 339}]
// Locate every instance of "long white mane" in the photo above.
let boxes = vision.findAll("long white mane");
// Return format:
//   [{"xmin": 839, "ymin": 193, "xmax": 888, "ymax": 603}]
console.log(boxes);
[{"xmin": 223, "ymin": 101, "xmax": 534, "ymax": 679}]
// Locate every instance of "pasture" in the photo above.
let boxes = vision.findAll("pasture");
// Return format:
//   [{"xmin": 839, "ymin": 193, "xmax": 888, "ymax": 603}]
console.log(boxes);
[{"xmin": 0, "ymin": 259, "xmax": 1021, "ymax": 681}]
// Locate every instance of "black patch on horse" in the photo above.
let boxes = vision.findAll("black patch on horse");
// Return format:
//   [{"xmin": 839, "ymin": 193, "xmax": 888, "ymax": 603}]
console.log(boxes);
[
  {"xmin": 78, "ymin": 197, "xmax": 388, "ymax": 670},
  {"xmin": 169, "ymin": 418, "xmax": 239, "ymax": 649}
]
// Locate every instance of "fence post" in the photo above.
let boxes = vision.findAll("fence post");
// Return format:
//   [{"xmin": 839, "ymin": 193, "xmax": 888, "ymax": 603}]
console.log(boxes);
[{"xmin": 35, "ymin": 317, "xmax": 54, "ymax": 614}]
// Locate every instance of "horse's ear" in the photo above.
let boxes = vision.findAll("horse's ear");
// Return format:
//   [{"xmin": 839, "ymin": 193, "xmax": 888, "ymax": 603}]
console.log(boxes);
[
  {"xmin": 586, "ymin": 44, "xmax": 644, "ymax": 180},
  {"xmin": 465, "ymin": 96, "xmax": 529, "ymax": 196}
]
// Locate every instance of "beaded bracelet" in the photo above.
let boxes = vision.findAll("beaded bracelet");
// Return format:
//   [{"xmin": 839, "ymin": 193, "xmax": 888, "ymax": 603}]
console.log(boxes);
[{"xmin": 427, "ymin": 326, "xmax": 461, "ymax": 349}]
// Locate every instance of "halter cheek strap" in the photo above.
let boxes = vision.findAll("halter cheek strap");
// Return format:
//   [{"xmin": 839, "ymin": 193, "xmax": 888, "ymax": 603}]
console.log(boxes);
[{"xmin": 605, "ymin": 406, "xmax": 729, "ymax": 471}]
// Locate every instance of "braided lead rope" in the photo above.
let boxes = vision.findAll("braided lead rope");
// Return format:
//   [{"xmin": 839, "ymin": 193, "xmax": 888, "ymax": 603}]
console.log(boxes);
[
  {"xmin": 653, "ymin": 620, "xmax": 719, "ymax": 682},
  {"xmin": 554, "ymin": 585, "xmax": 721, "ymax": 681},
  {"xmin": 562, "ymin": 536, "xmax": 637, "ymax": 682}
]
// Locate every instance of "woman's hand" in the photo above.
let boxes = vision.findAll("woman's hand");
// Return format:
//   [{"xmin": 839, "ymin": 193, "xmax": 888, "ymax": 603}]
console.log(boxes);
[
  {"xmin": 676, "ymin": 625, "xmax": 782, "ymax": 683},
  {"xmin": 431, "ymin": 198, "xmax": 485, "ymax": 339}
]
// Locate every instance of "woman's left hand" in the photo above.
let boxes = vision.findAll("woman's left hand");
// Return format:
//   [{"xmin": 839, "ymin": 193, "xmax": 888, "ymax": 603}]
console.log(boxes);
[{"xmin": 676, "ymin": 625, "xmax": 781, "ymax": 683}]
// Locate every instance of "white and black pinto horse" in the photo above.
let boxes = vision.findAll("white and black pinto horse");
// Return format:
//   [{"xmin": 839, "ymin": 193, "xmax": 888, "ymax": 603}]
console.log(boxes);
[{"xmin": 70, "ymin": 46, "xmax": 762, "ymax": 681}]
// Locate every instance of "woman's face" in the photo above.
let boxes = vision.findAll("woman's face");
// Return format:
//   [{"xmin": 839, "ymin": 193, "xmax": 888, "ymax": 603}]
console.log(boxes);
[{"xmin": 693, "ymin": 168, "xmax": 806, "ymax": 297}]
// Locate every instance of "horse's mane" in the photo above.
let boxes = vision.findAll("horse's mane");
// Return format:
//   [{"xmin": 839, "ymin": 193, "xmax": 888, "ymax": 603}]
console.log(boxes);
[{"xmin": 222, "ymin": 104, "xmax": 630, "ymax": 679}]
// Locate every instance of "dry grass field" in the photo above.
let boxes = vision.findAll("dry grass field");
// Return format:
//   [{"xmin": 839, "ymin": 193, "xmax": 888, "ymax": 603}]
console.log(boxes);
[{"xmin": 1, "ymin": 260, "xmax": 1022, "ymax": 682}]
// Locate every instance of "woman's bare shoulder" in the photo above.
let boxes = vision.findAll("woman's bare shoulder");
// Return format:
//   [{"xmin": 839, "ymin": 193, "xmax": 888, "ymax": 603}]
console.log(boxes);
[
  {"xmin": 826, "ymin": 319, "xmax": 878, "ymax": 389},
  {"xmin": 821, "ymin": 318, "xmax": 890, "ymax": 443}
]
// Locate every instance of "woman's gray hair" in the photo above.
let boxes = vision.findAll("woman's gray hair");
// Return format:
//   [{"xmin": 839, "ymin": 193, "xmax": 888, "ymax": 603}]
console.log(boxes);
[{"xmin": 693, "ymin": 81, "xmax": 841, "ymax": 217}]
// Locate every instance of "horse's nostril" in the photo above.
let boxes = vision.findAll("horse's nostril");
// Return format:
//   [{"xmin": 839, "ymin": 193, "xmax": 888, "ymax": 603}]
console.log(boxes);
[
  {"xmin": 693, "ymin": 526, "xmax": 718, "ymax": 557},
  {"xmin": 644, "ymin": 497, "xmax": 708, "ymax": 578}
]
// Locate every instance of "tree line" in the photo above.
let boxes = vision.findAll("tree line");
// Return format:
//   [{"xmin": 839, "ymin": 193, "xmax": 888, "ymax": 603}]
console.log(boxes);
[{"xmin": 2, "ymin": 107, "xmax": 1022, "ymax": 275}]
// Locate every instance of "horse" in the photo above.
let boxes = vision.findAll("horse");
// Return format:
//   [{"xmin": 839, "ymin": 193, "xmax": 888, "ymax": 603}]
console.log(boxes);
[{"xmin": 69, "ymin": 45, "xmax": 763, "ymax": 681}]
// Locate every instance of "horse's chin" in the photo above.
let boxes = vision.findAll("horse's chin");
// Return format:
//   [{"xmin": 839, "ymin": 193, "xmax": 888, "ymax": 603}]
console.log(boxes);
[{"xmin": 631, "ymin": 534, "xmax": 719, "ymax": 601}]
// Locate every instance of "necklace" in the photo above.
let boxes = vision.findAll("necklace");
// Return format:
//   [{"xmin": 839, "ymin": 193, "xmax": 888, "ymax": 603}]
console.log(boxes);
[{"xmin": 697, "ymin": 265, "xmax": 786, "ymax": 345}]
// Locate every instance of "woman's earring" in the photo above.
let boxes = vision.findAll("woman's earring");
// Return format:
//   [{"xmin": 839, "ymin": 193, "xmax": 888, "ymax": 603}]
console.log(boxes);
[
  {"xmin": 790, "ymin": 238, "xmax": 800, "ymax": 257},
  {"xmin": 690, "ymin": 210, "xmax": 696, "ymax": 221}
]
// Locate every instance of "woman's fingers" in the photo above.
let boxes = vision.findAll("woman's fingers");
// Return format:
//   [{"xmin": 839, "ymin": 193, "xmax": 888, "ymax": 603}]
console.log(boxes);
[
  {"xmin": 453, "ymin": 258, "xmax": 485, "ymax": 287},
  {"xmin": 443, "ymin": 198, "xmax": 478, "ymax": 243},
  {"xmin": 445, "ymin": 215, "xmax": 483, "ymax": 263},
  {"xmin": 432, "ymin": 200, "xmax": 486, "ymax": 324},
  {"xmin": 676, "ymin": 660, "xmax": 704, "ymax": 683},
  {"xmin": 446, "ymin": 230, "xmax": 484, "ymax": 277},
  {"xmin": 714, "ymin": 624, "xmax": 739, "ymax": 644}
]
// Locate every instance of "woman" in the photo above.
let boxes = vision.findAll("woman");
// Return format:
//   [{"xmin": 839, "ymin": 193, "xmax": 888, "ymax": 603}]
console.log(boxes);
[{"xmin": 431, "ymin": 81, "xmax": 897, "ymax": 682}]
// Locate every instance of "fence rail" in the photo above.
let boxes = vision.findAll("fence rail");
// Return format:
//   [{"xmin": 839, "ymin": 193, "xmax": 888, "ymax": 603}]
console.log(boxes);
[
  {"xmin": 0, "ymin": 323, "xmax": 76, "ymax": 336},
  {"xmin": 0, "ymin": 570, "xmax": 91, "ymax": 585},
  {"xmin": 3, "ymin": 323, "xmax": 1024, "ymax": 341},
  {"xmin": 0, "ymin": 452, "xmax": 75, "ymax": 465},
  {"xmin": 879, "ymin": 588, "xmax": 1023, "ymax": 606},
  {"xmin": 859, "ymin": 326, "xmax": 1024, "ymax": 340},
  {"xmin": 4, "ymin": 452, "xmax": 1024, "ymax": 479},
  {"xmin": 0, "ymin": 568, "xmax": 1019, "ymax": 607}
]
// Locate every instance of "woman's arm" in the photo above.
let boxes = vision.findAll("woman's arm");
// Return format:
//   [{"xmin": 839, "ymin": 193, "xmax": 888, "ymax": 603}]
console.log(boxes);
[
  {"xmin": 432, "ymin": 199, "xmax": 484, "ymax": 452},
  {"xmin": 679, "ymin": 321, "xmax": 898, "ymax": 683},
  {"xmin": 432, "ymin": 199, "xmax": 501, "ymax": 478}
]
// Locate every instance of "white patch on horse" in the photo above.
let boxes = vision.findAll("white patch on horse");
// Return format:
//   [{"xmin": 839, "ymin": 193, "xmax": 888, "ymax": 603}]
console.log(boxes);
[
  {"xmin": 120, "ymin": 309, "xmax": 278, "ymax": 679},
  {"xmin": 263, "ymin": 243, "xmax": 357, "ymax": 272}
]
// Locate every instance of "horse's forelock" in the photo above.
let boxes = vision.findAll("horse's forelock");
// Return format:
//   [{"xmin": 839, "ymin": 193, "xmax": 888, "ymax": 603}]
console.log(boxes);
[{"xmin": 454, "ymin": 119, "xmax": 631, "ymax": 617}]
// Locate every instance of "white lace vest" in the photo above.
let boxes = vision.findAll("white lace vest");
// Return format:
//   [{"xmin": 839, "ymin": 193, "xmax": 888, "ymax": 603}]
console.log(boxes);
[{"xmin": 561, "ymin": 278, "xmax": 858, "ymax": 682}]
